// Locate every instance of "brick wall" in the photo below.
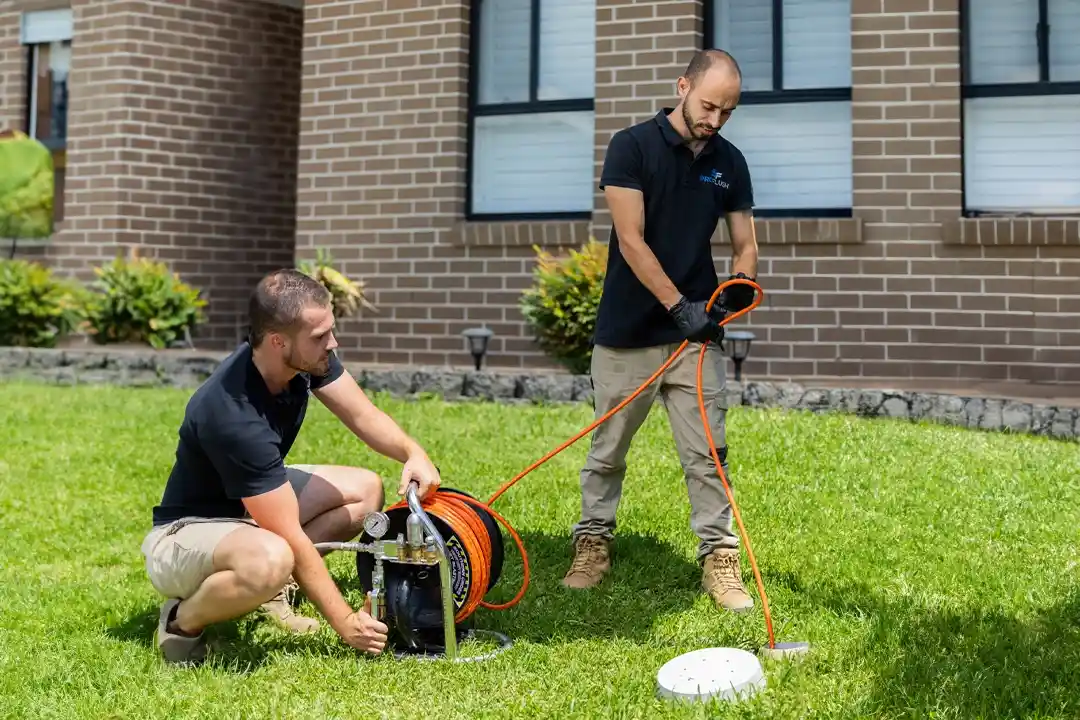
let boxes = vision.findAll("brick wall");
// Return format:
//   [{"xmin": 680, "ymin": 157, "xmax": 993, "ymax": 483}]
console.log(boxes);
[
  {"xmin": 295, "ymin": 0, "xmax": 593, "ymax": 368},
  {"xmin": 297, "ymin": 0, "xmax": 1079, "ymax": 381},
  {"xmin": 48, "ymin": 0, "xmax": 303, "ymax": 346}
]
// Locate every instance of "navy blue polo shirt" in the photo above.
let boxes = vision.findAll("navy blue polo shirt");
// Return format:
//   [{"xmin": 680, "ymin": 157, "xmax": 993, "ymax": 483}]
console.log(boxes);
[
  {"xmin": 152, "ymin": 341, "xmax": 345, "ymax": 526},
  {"xmin": 593, "ymin": 108, "xmax": 754, "ymax": 349}
]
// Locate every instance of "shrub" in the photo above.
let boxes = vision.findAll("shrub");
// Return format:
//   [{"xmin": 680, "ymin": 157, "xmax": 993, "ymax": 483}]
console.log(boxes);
[
  {"xmin": 0, "ymin": 259, "xmax": 84, "ymax": 347},
  {"xmin": 297, "ymin": 247, "xmax": 376, "ymax": 319},
  {"xmin": 0, "ymin": 130, "xmax": 55, "ymax": 242},
  {"xmin": 519, "ymin": 238, "xmax": 608, "ymax": 375},
  {"xmin": 82, "ymin": 254, "xmax": 207, "ymax": 349}
]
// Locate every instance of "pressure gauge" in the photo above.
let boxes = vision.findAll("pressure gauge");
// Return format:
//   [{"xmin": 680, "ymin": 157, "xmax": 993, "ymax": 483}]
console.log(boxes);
[{"xmin": 364, "ymin": 511, "xmax": 390, "ymax": 540}]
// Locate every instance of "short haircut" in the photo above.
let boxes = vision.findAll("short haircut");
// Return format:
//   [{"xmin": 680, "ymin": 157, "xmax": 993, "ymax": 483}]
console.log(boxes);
[
  {"xmin": 682, "ymin": 48, "xmax": 742, "ymax": 87},
  {"xmin": 248, "ymin": 269, "xmax": 331, "ymax": 347}
]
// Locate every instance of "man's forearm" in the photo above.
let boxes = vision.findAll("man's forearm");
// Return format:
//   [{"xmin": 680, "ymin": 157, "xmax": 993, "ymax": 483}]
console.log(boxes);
[
  {"xmin": 344, "ymin": 406, "xmax": 423, "ymax": 464},
  {"xmin": 618, "ymin": 233, "xmax": 682, "ymax": 309},
  {"xmin": 286, "ymin": 531, "xmax": 354, "ymax": 631},
  {"xmin": 731, "ymin": 244, "xmax": 758, "ymax": 278}
]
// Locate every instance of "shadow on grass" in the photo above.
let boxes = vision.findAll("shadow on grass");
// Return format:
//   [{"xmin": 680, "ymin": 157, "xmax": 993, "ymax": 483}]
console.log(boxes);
[
  {"xmin": 104, "ymin": 566, "xmax": 394, "ymax": 673},
  {"xmin": 105, "ymin": 532, "xmax": 704, "ymax": 670},
  {"xmin": 803, "ymin": 579, "xmax": 1080, "ymax": 718},
  {"xmin": 458, "ymin": 530, "xmax": 704, "ymax": 644}
]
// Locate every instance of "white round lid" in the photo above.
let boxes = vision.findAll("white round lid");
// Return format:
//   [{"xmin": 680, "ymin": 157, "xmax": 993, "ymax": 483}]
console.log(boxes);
[{"xmin": 656, "ymin": 647, "xmax": 766, "ymax": 703}]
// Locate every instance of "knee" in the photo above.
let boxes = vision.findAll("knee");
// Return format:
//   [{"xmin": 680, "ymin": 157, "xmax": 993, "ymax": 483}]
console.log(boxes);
[
  {"xmin": 354, "ymin": 469, "xmax": 384, "ymax": 510},
  {"xmin": 236, "ymin": 533, "xmax": 294, "ymax": 594}
]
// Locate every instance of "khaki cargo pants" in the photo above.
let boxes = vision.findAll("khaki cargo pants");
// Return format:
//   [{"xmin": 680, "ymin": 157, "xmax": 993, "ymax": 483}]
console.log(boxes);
[
  {"xmin": 140, "ymin": 465, "xmax": 316, "ymax": 600},
  {"xmin": 572, "ymin": 342, "xmax": 737, "ymax": 562}
]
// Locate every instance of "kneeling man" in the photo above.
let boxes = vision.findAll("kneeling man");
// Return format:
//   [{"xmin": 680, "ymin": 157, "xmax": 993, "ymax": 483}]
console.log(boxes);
[{"xmin": 140, "ymin": 269, "xmax": 442, "ymax": 665}]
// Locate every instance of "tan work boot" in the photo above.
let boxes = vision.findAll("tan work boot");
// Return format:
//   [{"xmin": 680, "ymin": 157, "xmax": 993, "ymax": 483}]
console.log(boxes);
[
  {"xmin": 562, "ymin": 535, "xmax": 611, "ymax": 589},
  {"xmin": 260, "ymin": 579, "xmax": 320, "ymax": 633},
  {"xmin": 702, "ymin": 548, "xmax": 754, "ymax": 612},
  {"xmin": 156, "ymin": 598, "xmax": 207, "ymax": 666}
]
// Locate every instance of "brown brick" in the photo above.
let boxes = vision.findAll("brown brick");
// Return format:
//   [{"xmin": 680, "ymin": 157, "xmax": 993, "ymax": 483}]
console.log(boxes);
[{"xmin": 3, "ymin": 0, "xmax": 1071, "ymax": 382}]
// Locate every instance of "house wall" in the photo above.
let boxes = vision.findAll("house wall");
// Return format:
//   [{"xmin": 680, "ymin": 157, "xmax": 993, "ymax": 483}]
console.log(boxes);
[
  {"xmin": 4, "ymin": 0, "xmax": 1078, "ymax": 381},
  {"xmin": 6, "ymin": 0, "xmax": 305, "ymax": 343},
  {"xmin": 296, "ymin": 0, "xmax": 1080, "ymax": 382}
]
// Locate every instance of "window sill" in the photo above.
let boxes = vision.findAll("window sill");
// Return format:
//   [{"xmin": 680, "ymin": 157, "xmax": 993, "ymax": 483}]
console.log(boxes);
[
  {"xmin": 714, "ymin": 217, "xmax": 863, "ymax": 245},
  {"xmin": 450, "ymin": 218, "xmax": 593, "ymax": 247},
  {"xmin": 942, "ymin": 217, "xmax": 1080, "ymax": 245}
]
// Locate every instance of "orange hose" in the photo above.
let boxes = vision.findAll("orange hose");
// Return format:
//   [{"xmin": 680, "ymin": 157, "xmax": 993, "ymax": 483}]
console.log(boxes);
[{"xmin": 391, "ymin": 278, "xmax": 775, "ymax": 647}]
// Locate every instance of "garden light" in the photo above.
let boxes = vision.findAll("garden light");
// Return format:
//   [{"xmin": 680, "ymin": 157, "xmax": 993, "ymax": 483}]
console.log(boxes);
[
  {"xmin": 462, "ymin": 326, "xmax": 493, "ymax": 370},
  {"xmin": 724, "ymin": 329, "xmax": 755, "ymax": 382}
]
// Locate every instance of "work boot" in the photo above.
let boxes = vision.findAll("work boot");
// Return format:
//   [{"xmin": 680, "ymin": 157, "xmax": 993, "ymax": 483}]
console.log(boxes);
[
  {"xmin": 260, "ymin": 579, "xmax": 320, "ymax": 634},
  {"xmin": 562, "ymin": 535, "xmax": 611, "ymax": 589},
  {"xmin": 702, "ymin": 548, "xmax": 754, "ymax": 612},
  {"xmin": 156, "ymin": 598, "xmax": 207, "ymax": 666}
]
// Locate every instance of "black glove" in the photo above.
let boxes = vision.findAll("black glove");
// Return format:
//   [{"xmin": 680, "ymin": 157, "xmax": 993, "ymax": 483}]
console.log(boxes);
[
  {"xmin": 720, "ymin": 273, "xmax": 757, "ymax": 312},
  {"xmin": 669, "ymin": 296, "xmax": 724, "ymax": 344}
]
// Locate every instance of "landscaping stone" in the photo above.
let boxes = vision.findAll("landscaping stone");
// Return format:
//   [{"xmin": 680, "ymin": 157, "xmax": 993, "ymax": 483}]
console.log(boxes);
[{"xmin": 0, "ymin": 346, "xmax": 1076, "ymax": 442}]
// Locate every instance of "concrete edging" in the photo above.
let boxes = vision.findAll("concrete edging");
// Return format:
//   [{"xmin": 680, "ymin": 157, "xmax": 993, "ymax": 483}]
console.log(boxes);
[{"xmin": 0, "ymin": 346, "xmax": 1076, "ymax": 442}]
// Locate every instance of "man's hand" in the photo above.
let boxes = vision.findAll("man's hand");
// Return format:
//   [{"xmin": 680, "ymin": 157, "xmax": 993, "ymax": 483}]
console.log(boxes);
[
  {"xmin": 720, "ymin": 272, "xmax": 757, "ymax": 313},
  {"xmin": 669, "ymin": 296, "xmax": 724, "ymax": 344},
  {"xmin": 333, "ymin": 610, "xmax": 388, "ymax": 655},
  {"xmin": 398, "ymin": 451, "xmax": 441, "ymax": 500}
]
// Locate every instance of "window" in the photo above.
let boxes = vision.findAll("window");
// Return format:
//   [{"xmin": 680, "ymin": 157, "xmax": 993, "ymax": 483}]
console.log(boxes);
[
  {"xmin": 704, "ymin": 0, "xmax": 853, "ymax": 217},
  {"xmin": 466, "ymin": 0, "xmax": 596, "ymax": 219},
  {"xmin": 961, "ymin": 0, "xmax": 1080, "ymax": 214},
  {"xmin": 21, "ymin": 9, "xmax": 72, "ymax": 223}
]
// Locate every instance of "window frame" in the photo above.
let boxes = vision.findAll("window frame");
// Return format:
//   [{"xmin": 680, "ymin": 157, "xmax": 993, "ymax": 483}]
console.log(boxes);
[
  {"xmin": 959, "ymin": 0, "xmax": 1080, "ymax": 217},
  {"xmin": 702, "ymin": 0, "xmax": 854, "ymax": 219},
  {"xmin": 465, "ymin": 0, "xmax": 595, "ymax": 222},
  {"xmin": 960, "ymin": 0, "xmax": 1080, "ymax": 99},
  {"xmin": 21, "ymin": 26, "xmax": 71, "ymax": 226}
]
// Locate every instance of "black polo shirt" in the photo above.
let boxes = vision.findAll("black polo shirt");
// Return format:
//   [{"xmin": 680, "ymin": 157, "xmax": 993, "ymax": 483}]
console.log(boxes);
[
  {"xmin": 151, "ymin": 341, "xmax": 345, "ymax": 526},
  {"xmin": 593, "ymin": 108, "xmax": 754, "ymax": 349}
]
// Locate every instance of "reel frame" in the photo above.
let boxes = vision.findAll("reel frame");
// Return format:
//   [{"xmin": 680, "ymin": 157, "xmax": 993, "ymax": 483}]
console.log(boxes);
[{"xmin": 315, "ymin": 481, "xmax": 509, "ymax": 662}]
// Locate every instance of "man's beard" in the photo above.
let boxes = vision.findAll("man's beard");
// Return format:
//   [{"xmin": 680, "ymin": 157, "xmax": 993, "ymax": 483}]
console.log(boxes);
[
  {"xmin": 285, "ymin": 346, "xmax": 328, "ymax": 375},
  {"xmin": 682, "ymin": 103, "xmax": 714, "ymax": 140}
]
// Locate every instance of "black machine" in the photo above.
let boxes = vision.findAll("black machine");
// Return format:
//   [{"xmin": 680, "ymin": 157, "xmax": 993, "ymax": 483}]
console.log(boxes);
[{"xmin": 314, "ymin": 483, "xmax": 510, "ymax": 661}]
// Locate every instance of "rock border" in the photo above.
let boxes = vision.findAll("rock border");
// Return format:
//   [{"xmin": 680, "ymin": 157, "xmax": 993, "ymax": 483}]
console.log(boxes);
[{"xmin": 1, "ymin": 346, "xmax": 1076, "ymax": 442}]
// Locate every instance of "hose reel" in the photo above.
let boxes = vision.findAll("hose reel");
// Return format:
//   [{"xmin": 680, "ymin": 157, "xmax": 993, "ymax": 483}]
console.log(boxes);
[{"xmin": 315, "ymin": 483, "xmax": 515, "ymax": 662}]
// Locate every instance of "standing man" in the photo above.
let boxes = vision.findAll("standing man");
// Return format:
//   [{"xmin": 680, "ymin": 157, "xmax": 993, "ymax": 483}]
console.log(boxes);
[
  {"xmin": 141, "ymin": 269, "xmax": 443, "ymax": 665},
  {"xmin": 562, "ymin": 49, "xmax": 760, "ymax": 612}
]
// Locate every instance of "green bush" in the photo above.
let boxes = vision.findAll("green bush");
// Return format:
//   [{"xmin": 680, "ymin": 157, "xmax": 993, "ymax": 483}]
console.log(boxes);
[
  {"xmin": 0, "ymin": 259, "xmax": 84, "ymax": 347},
  {"xmin": 0, "ymin": 130, "xmax": 54, "ymax": 240},
  {"xmin": 519, "ymin": 238, "xmax": 608, "ymax": 375},
  {"xmin": 297, "ymin": 247, "xmax": 376, "ymax": 319},
  {"xmin": 82, "ymin": 254, "xmax": 207, "ymax": 349}
]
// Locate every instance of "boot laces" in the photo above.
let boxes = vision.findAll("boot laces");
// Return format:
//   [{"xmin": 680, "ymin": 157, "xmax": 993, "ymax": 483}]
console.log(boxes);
[
  {"xmin": 707, "ymin": 552, "xmax": 743, "ymax": 592},
  {"xmin": 570, "ymin": 537, "xmax": 606, "ymax": 575}
]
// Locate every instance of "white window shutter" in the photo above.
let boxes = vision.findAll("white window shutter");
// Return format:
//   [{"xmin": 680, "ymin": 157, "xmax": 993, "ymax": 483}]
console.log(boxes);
[
  {"xmin": 721, "ymin": 102, "xmax": 853, "ymax": 210},
  {"xmin": 712, "ymin": 0, "xmax": 773, "ymax": 92},
  {"xmin": 472, "ymin": 0, "xmax": 596, "ymax": 215},
  {"xmin": 476, "ymin": 0, "xmax": 531, "ymax": 104},
  {"xmin": 963, "ymin": 95, "xmax": 1080, "ymax": 212},
  {"xmin": 1049, "ymin": 0, "xmax": 1080, "ymax": 82},
  {"xmin": 20, "ymin": 9, "xmax": 73, "ymax": 44},
  {"xmin": 710, "ymin": 0, "xmax": 852, "ymax": 211},
  {"xmin": 471, "ymin": 111, "xmax": 595, "ymax": 215},
  {"xmin": 538, "ymin": 0, "xmax": 594, "ymax": 100},
  {"xmin": 782, "ymin": 0, "xmax": 851, "ymax": 90},
  {"xmin": 967, "ymin": 1, "xmax": 1040, "ymax": 85}
]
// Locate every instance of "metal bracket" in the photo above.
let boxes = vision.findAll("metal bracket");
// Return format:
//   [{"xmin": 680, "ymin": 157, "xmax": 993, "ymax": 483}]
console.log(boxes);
[{"xmin": 313, "ymin": 481, "xmax": 457, "ymax": 660}]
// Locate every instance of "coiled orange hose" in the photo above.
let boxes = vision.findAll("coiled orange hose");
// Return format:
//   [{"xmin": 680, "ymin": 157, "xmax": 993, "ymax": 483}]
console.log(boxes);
[{"xmin": 391, "ymin": 278, "xmax": 775, "ymax": 648}]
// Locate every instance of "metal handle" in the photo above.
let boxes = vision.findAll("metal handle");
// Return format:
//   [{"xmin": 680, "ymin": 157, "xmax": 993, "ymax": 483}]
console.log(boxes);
[{"xmin": 406, "ymin": 481, "xmax": 457, "ymax": 659}]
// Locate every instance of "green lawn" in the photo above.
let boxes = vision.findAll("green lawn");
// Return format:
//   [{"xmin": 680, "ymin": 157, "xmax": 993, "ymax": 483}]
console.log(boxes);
[{"xmin": 1, "ymin": 380, "xmax": 1079, "ymax": 719}]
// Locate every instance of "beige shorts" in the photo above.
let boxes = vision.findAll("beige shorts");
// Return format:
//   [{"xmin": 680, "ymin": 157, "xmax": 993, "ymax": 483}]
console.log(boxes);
[{"xmin": 140, "ymin": 465, "xmax": 315, "ymax": 600}]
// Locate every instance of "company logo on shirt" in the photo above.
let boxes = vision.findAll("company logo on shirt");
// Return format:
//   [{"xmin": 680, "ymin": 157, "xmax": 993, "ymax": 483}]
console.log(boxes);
[{"xmin": 699, "ymin": 169, "xmax": 730, "ymax": 189}]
